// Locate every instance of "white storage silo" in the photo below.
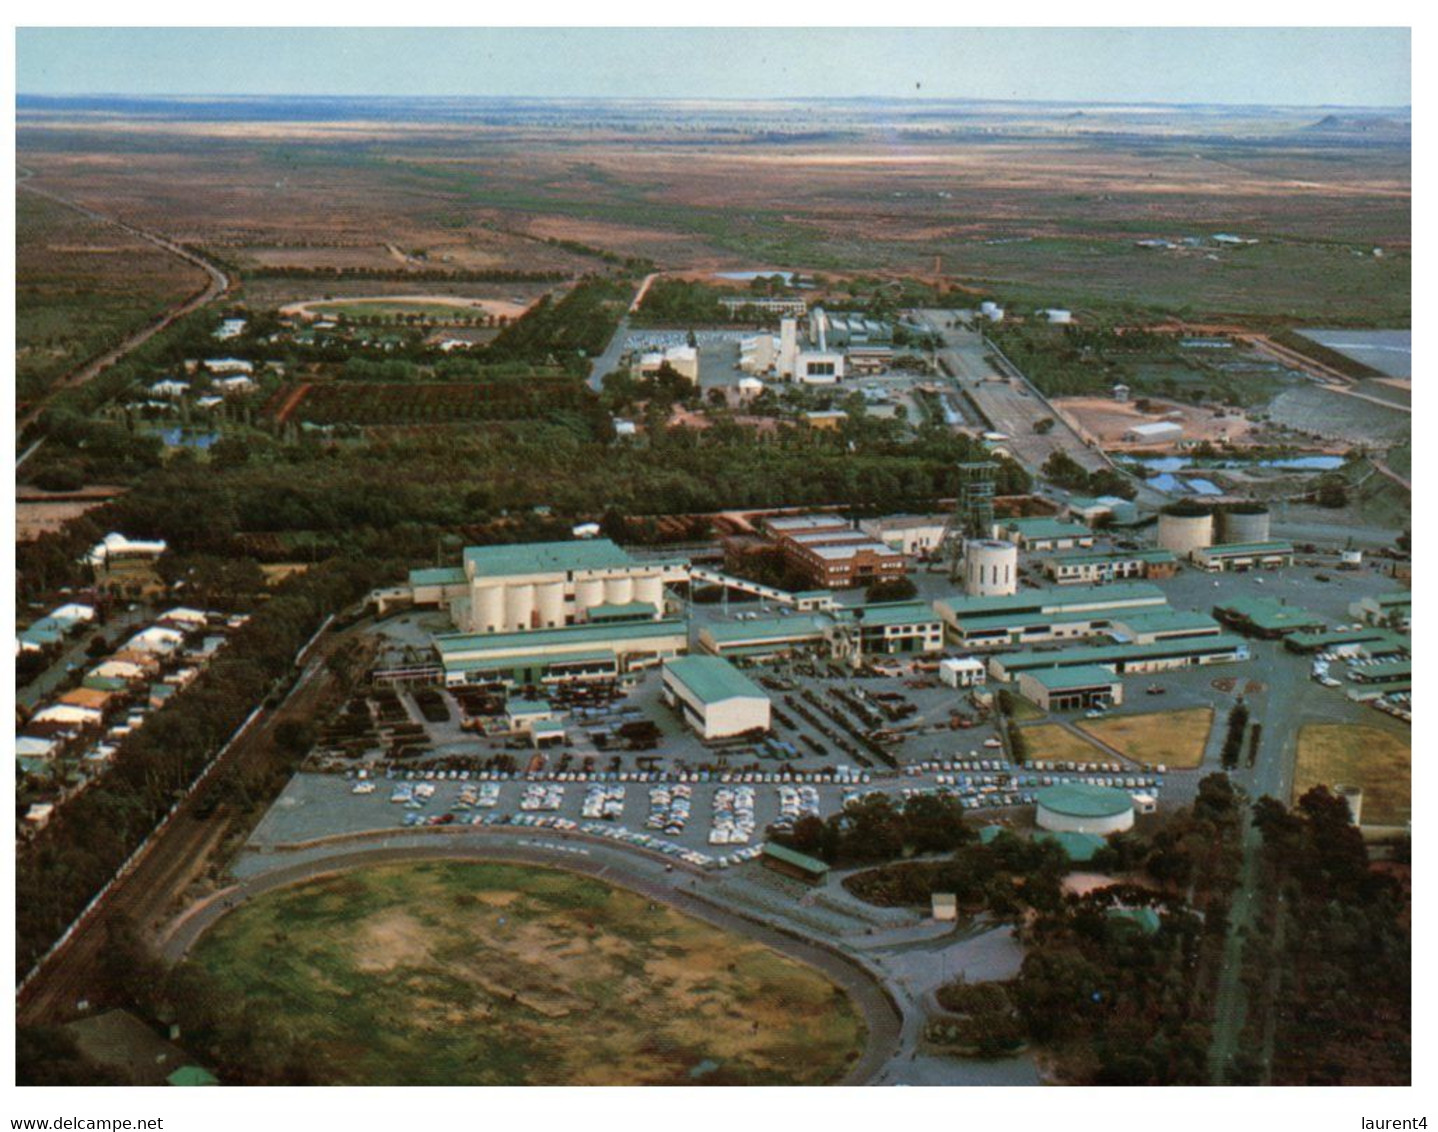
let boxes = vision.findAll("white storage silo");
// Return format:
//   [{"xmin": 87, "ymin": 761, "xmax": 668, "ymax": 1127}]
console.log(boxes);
[
  {"xmin": 472, "ymin": 585, "xmax": 505, "ymax": 633},
  {"xmin": 634, "ymin": 573, "xmax": 664, "ymax": 610},
  {"xmin": 963, "ymin": 539, "xmax": 1018, "ymax": 597},
  {"xmin": 1334, "ymin": 784, "xmax": 1364, "ymax": 826},
  {"xmin": 505, "ymin": 583, "xmax": 536, "ymax": 631},
  {"xmin": 536, "ymin": 581, "xmax": 565, "ymax": 628},
  {"xmin": 604, "ymin": 576, "xmax": 635, "ymax": 606},
  {"xmin": 1157, "ymin": 507, "xmax": 1215, "ymax": 557},
  {"xmin": 575, "ymin": 576, "xmax": 606, "ymax": 614}
]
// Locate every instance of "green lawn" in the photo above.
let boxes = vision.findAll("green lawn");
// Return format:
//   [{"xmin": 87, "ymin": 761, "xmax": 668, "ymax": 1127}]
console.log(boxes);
[
  {"xmin": 1294, "ymin": 723, "xmax": 1411, "ymax": 827},
  {"xmin": 186, "ymin": 861, "xmax": 865, "ymax": 1085}
]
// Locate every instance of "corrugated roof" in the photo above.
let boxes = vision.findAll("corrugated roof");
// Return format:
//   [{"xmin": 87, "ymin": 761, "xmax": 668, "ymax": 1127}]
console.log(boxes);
[
  {"xmin": 761, "ymin": 842, "xmax": 829, "ymax": 874},
  {"xmin": 588, "ymin": 601, "xmax": 657, "ymax": 620},
  {"xmin": 1023, "ymin": 665, "xmax": 1122, "ymax": 690},
  {"xmin": 1044, "ymin": 547, "xmax": 1176, "ymax": 567},
  {"xmin": 1000, "ymin": 517, "xmax": 1094, "ymax": 539},
  {"xmin": 705, "ymin": 614, "xmax": 830, "ymax": 644},
  {"xmin": 461, "ymin": 538, "xmax": 680, "ymax": 578},
  {"xmin": 939, "ymin": 582, "xmax": 1166, "ymax": 620},
  {"xmin": 664, "ymin": 656, "xmax": 767, "ymax": 705},
  {"xmin": 995, "ymin": 633, "xmax": 1250, "ymax": 672},
  {"xmin": 442, "ymin": 649, "xmax": 616, "ymax": 675},
  {"xmin": 437, "ymin": 618, "xmax": 686, "ymax": 658},
  {"xmin": 409, "ymin": 565, "xmax": 466, "ymax": 587},
  {"xmin": 1197, "ymin": 540, "xmax": 1294, "ymax": 557}
]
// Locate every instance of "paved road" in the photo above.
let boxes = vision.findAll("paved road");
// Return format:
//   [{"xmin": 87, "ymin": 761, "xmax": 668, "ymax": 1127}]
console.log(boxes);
[
  {"xmin": 587, "ymin": 278, "xmax": 647, "ymax": 391},
  {"xmin": 16, "ymin": 168, "xmax": 233, "ymax": 434},
  {"xmin": 914, "ymin": 310, "xmax": 1112, "ymax": 476},
  {"xmin": 161, "ymin": 832, "xmax": 904, "ymax": 1086}
]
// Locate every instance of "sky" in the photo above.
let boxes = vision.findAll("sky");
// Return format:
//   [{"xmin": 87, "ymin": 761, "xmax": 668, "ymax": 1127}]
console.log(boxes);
[{"xmin": 16, "ymin": 28, "xmax": 1411, "ymax": 107}]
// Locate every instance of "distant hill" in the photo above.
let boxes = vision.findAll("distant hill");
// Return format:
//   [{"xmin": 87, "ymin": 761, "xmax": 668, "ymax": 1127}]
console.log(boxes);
[{"xmin": 1303, "ymin": 113, "xmax": 1410, "ymax": 137}]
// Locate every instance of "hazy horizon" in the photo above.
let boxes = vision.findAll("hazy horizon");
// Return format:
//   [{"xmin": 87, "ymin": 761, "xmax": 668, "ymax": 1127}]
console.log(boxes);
[{"xmin": 17, "ymin": 28, "xmax": 1411, "ymax": 108}]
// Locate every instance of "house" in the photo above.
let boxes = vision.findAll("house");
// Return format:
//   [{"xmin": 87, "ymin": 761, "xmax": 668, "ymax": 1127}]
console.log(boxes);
[{"xmin": 150, "ymin": 380, "xmax": 191, "ymax": 399}]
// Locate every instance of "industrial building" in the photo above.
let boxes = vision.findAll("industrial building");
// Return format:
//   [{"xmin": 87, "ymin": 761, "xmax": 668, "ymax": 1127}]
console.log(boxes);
[
  {"xmin": 631, "ymin": 344, "xmax": 699, "ymax": 383},
  {"xmin": 935, "ymin": 583, "xmax": 1167, "ymax": 648},
  {"xmin": 1065, "ymin": 495, "xmax": 1139, "ymax": 526},
  {"xmin": 1349, "ymin": 592, "xmax": 1411, "ymax": 628},
  {"xmin": 858, "ymin": 515, "xmax": 948, "ymax": 556},
  {"xmin": 1122, "ymin": 420, "xmax": 1184, "ymax": 445},
  {"xmin": 409, "ymin": 539, "xmax": 688, "ymax": 635},
  {"xmin": 1040, "ymin": 547, "xmax": 1178, "ymax": 585},
  {"xmin": 1284, "ymin": 626, "xmax": 1410, "ymax": 657},
  {"xmin": 988, "ymin": 633, "xmax": 1251, "ymax": 680},
  {"xmin": 1036, "ymin": 784, "xmax": 1135, "ymax": 835},
  {"xmin": 768, "ymin": 518, "xmax": 907, "ymax": 590},
  {"xmin": 1191, "ymin": 541, "xmax": 1295, "ymax": 573},
  {"xmin": 1107, "ymin": 608, "xmax": 1223, "ymax": 644},
  {"xmin": 699, "ymin": 601, "xmax": 944, "ymax": 661},
  {"xmin": 1017, "ymin": 665, "xmax": 1124, "ymax": 712},
  {"xmin": 991, "ymin": 517, "xmax": 1095, "ymax": 551},
  {"xmin": 939, "ymin": 657, "xmax": 987, "ymax": 688},
  {"xmin": 661, "ymin": 656, "xmax": 772, "ymax": 740},
  {"xmin": 435, "ymin": 618, "xmax": 688, "ymax": 688}
]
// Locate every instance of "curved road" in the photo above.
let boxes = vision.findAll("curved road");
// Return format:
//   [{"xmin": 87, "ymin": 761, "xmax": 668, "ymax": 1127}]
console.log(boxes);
[
  {"xmin": 161, "ymin": 832, "xmax": 904, "ymax": 1085},
  {"xmin": 17, "ymin": 167, "xmax": 233, "ymax": 434}
]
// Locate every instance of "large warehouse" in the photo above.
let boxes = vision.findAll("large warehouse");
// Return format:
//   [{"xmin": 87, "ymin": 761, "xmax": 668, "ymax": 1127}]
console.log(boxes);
[
  {"xmin": 698, "ymin": 601, "xmax": 944, "ymax": 661},
  {"xmin": 662, "ymin": 656, "xmax": 771, "ymax": 740},
  {"xmin": 935, "ymin": 582, "xmax": 1168, "ymax": 647},
  {"xmin": 409, "ymin": 539, "xmax": 689, "ymax": 634},
  {"xmin": 988, "ymin": 633, "xmax": 1251, "ymax": 680},
  {"xmin": 435, "ymin": 619, "xmax": 689, "ymax": 688},
  {"xmin": 1036, "ymin": 783, "xmax": 1135, "ymax": 835}
]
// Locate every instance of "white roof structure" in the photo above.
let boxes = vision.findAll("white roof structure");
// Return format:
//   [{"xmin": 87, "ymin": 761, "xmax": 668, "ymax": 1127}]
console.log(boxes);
[
  {"xmin": 50, "ymin": 603, "xmax": 96, "ymax": 624},
  {"xmin": 150, "ymin": 380, "xmax": 190, "ymax": 398},
  {"xmin": 160, "ymin": 607, "xmax": 210, "ymax": 625},
  {"xmin": 941, "ymin": 656, "xmax": 986, "ymax": 673},
  {"xmin": 92, "ymin": 659, "xmax": 146, "ymax": 680},
  {"xmin": 571, "ymin": 522, "xmax": 602, "ymax": 539},
  {"xmin": 204, "ymin": 357, "xmax": 255, "ymax": 374},
  {"xmin": 125, "ymin": 626, "xmax": 186, "ymax": 654},
  {"xmin": 17, "ymin": 736, "xmax": 60, "ymax": 759},
  {"xmin": 33, "ymin": 704, "xmax": 104, "ymax": 726},
  {"xmin": 87, "ymin": 532, "xmax": 168, "ymax": 565}
]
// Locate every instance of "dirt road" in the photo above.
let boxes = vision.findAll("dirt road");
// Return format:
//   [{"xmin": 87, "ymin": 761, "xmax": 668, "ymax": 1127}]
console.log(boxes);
[{"xmin": 16, "ymin": 169, "xmax": 233, "ymax": 435}]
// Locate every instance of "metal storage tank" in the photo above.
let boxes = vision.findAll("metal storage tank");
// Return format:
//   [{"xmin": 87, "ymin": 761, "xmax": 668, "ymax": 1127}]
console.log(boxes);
[
  {"xmin": 963, "ymin": 539, "xmax": 1018, "ymax": 597},
  {"xmin": 535, "ymin": 581, "xmax": 565, "ymax": 628},
  {"xmin": 575, "ymin": 577, "xmax": 606, "ymax": 613},
  {"xmin": 504, "ymin": 583, "xmax": 536, "ymax": 631},
  {"xmin": 604, "ymin": 576, "xmax": 635, "ymax": 606},
  {"xmin": 634, "ymin": 574, "xmax": 664, "ymax": 609},
  {"xmin": 1219, "ymin": 504, "xmax": 1271, "ymax": 545},
  {"xmin": 1157, "ymin": 505, "xmax": 1215, "ymax": 557},
  {"xmin": 472, "ymin": 585, "xmax": 505, "ymax": 633},
  {"xmin": 1036, "ymin": 783, "xmax": 1135, "ymax": 835}
]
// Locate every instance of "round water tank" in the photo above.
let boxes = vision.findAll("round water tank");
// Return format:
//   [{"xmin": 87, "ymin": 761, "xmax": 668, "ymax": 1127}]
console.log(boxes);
[
  {"xmin": 1036, "ymin": 783, "xmax": 1135, "ymax": 835},
  {"xmin": 473, "ymin": 585, "xmax": 505, "ymax": 633},
  {"xmin": 1157, "ymin": 506, "xmax": 1214, "ymax": 556},
  {"xmin": 604, "ymin": 576, "xmax": 635, "ymax": 606},
  {"xmin": 536, "ymin": 581, "xmax": 565, "ymax": 628},
  {"xmin": 505, "ymin": 583, "xmax": 535, "ymax": 631},
  {"xmin": 963, "ymin": 539, "xmax": 1018, "ymax": 597},
  {"xmin": 1219, "ymin": 505, "xmax": 1271, "ymax": 545}
]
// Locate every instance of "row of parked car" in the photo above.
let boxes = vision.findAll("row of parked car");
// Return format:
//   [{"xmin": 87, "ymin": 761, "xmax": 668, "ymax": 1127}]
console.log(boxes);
[
  {"xmin": 519, "ymin": 784, "xmax": 565, "ymax": 812},
  {"xmin": 582, "ymin": 783, "xmax": 626, "ymax": 821},
  {"xmin": 771, "ymin": 784, "xmax": 821, "ymax": 833},
  {"xmin": 646, "ymin": 783, "xmax": 692, "ymax": 835},
  {"xmin": 709, "ymin": 786, "xmax": 756, "ymax": 846}
]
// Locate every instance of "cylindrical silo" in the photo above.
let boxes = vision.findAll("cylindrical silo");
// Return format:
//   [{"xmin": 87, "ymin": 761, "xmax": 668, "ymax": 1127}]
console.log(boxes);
[
  {"xmin": 536, "ymin": 581, "xmax": 565, "ymax": 628},
  {"xmin": 604, "ymin": 576, "xmax": 635, "ymax": 606},
  {"xmin": 634, "ymin": 574, "xmax": 664, "ymax": 610},
  {"xmin": 1157, "ymin": 504, "xmax": 1215, "ymax": 557},
  {"xmin": 1219, "ymin": 504, "xmax": 1271, "ymax": 545},
  {"xmin": 473, "ymin": 585, "xmax": 505, "ymax": 633},
  {"xmin": 505, "ymin": 583, "xmax": 535, "ymax": 631},
  {"xmin": 963, "ymin": 539, "xmax": 1018, "ymax": 597},
  {"xmin": 575, "ymin": 577, "xmax": 606, "ymax": 613}
]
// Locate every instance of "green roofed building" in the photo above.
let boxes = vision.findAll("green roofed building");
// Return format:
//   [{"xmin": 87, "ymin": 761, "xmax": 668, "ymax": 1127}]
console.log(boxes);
[
  {"xmin": 662, "ymin": 656, "xmax": 771, "ymax": 739},
  {"xmin": 988, "ymin": 633, "xmax": 1250, "ymax": 680},
  {"xmin": 1035, "ymin": 830, "xmax": 1108, "ymax": 863},
  {"xmin": 437, "ymin": 618, "xmax": 686, "ymax": 688},
  {"xmin": 1213, "ymin": 596, "xmax": 1324, "ymax": 639},
  {"xmin": 1016, "ymin": 665, "xmax": 1124, "ymax": 712},
  {"xmin": 761, "ymin": 842, "xmax": 829, "ymax": 884},
  {"xmin": 992, "ymin": 516, "xmax": 1095, "ymax": 551},
  {"xmin": 167, "ymin": 1066, "xmax": 219, "ymax": 1087},
  {"xmin": 1107, "ymin": 906, "xmax": 1162, "ymax": 934}
]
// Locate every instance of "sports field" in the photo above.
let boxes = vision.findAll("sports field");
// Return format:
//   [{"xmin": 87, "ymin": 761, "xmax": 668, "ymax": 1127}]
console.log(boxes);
[
  {"xmin": 1294, "ymin": 723, "xmax": 1411, "ymax": 827},
  {"xmin": 1077, "ymin": 707, "xmax": 1214, "ymax": 769},
  {"xmin": 186, "ymin": 861, "xmax": 865, "ymax": 1085}
]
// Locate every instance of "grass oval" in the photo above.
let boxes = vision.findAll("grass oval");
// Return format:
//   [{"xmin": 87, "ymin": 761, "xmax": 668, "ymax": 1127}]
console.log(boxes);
[{"xmin": 187, "ymin": 861, "xmax": 865, "ymax": 1085}]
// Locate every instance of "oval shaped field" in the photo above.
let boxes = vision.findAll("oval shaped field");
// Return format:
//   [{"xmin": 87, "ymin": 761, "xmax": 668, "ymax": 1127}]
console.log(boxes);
[{"xmin": 184, "ymin": 861, "xmax": 866, "ymax": 1085}]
